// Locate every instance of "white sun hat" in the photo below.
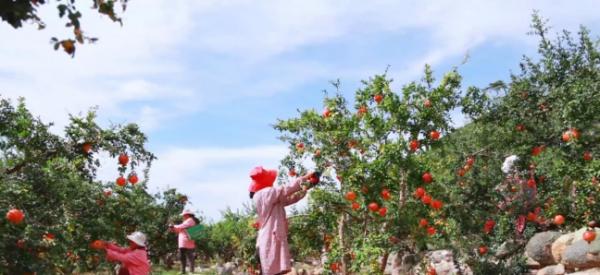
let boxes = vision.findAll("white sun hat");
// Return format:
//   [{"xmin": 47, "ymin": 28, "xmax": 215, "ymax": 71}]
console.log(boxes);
[
  {"xmin": 126, "ymin": 231, "xmax": 147, "ymax": 247},
  {"xmin": 501, "ymin": 155, "xmax": 520, "ymax": 174},
  {"xmin": 180, "ymin": 209, "xmax": 195, "ymax": 216}
]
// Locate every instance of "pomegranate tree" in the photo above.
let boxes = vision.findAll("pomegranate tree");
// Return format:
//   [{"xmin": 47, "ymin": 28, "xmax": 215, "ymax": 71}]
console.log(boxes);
[
  {"xmin": 0, "ymin": 98, "xmax": 187, "ymax": 274},
  {"xmin": 278, "ymin": 17, "xmax": 600, "ymax": 274},
  {"xmin": 276, "ymin": 64, "xmax": 461, "ymax": 273}
]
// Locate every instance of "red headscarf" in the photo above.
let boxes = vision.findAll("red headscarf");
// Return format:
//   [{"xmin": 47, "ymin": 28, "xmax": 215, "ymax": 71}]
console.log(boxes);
[{"xmin": 248, "ymin": 166, "xmax": 277, "ymax": 193}]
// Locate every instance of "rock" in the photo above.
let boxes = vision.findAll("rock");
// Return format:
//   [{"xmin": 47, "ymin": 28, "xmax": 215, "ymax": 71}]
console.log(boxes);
[
  {"xmin": 403, "ymin": 249, "xmax": 473, "ymax": 275},
  {"xmin": 587, "ymin": 232, "xmax": 600, "ymax": 255},
  {"xmin": 444, "ymin": 251, "xmax": 454, "ymax": 262},
  {"xmin": 461, "ymin": 264, "xmax": 474, "ymax": 275},
  {"xmin": 401, "ymin": 254, "xmax": 418, "ymax": 269},
  {"xmin": 526, "ymin": 231, "xmax": 563, "ymax": 265},
  {"xmin": 433, "ymin": 261, "xmax": 455, "ymax": 275},
  {"xmin": 310, "ymin": 267, "xmax": 324, "ymax": 275},
  {"xmin": 561, "ymin": 240, "xmax": 600, "ymax": 269},
  {"xmin": 391, "ymin": 253, "xmax": 401, "ymax": 269},
  {"xmin": 390, "ymin": 265, "xmax": 403, "ymax": 275},
  {"xmin": 215, "ymin": 262, "xmax": 237, "ymax": 275},
  {"xmin": 383, "ymin": 252, "xmax": 398, "ymax": 274},
  {"xmin": 527, "ymin": 256, "xmax": 542, "ymax": 269},
  {"xmin": 562, "ymin": 240, "xmax": 589, "ymax": 268},
  {"xmin": 572, "ymin": 228, "xmax": 600, "ymax": 243},
  {"xmin": 424, "ymin": 250, "xmax": 473, "ymax": 275},
  {"xmin": 390, "ymin": 254, "xmax": 419, "ymax": 274},
  {"xmin": 387, "ymin": 252, "xmax": 402, "ymax": 275},
  {"xmin": 566, "ymin": 267, "xmax": 600, "ymax": 274},
  {"xmin": 320, "ymin": 251, "xmax": 328, "ymax": 266},
  {"xmin": 224, "ymin": 262, "xmax": 237, "ymax": 274},
  {"xmin": 496, "ymin": 240, "xmax": 519, "ymax": 258},
  {"xmin": 584, "ymin": 253, "xmax": 600, "ymax": 266},
  {"xmin": 590, "ymin": 241, "xmax": 600, "ymax": 255},
  {"xmin": 553, "ymin": 233, "xmax": 576, "ymax": 263},
  {"xmin": 430, "ymin": 250, "xmax": 452, "ymax": 264},
  {"xmin": 536, "ymin": 264, "xmax": 565, "ymax": 275}
]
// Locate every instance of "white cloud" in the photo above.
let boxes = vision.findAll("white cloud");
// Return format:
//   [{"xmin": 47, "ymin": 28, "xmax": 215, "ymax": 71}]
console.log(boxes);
[
  {"xmin": 179, "ymin": 0, "xmax": 600, "ymax": 101},
  {"xmin": 187, "ymin": 0, "xmax": 342, "ymax": 62},
  {"xmin": 185, "ymin": 0, "xmax": 600, "ymax": 61},
  {"xmin": 2, "ymin": 0, "xmax": 600, "ymax": 132},
  {"xmin": 0, "ymin": 0, "xmax": 197, "ymax": 132},
  {"xmin": 145, "ymin": 145, "xmax": 295, "ymax": 221}
]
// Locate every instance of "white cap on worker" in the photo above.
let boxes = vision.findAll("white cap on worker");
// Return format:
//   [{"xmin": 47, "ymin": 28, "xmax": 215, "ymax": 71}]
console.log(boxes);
[
  {"xmin": 126, "ymin": 231, "xmax": 147, "ymax": 247},
  {"xmin": 180, "ymin": 209, "xmax": 194, "ymax": 216}
]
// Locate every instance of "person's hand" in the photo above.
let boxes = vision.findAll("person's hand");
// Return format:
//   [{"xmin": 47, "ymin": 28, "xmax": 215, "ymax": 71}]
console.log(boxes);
[
  {"xmin": 300, "ymin": 172, "xmax": 314, "ymax": 182},
  {"xmin": 99, "ymin": 241, "xmax": 112, "ymax": 251},
  {"xmin": 301, "ymin": 171, "xmax": 320, "ymax": 180}
]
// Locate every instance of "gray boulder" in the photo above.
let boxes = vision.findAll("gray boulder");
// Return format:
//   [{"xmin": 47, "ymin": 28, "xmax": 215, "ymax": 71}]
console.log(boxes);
[
  {"xmin": 587, "ymin": 230, "xmax": 600, "ymax": 255},
  {"xmin": 535, "ymin": 264, "xmax": 565, "ymax": 275},
  {"xmin": 526, "ymin": 231, "xmax": 563, "ymax": 265},
  {"xmin": 566, "ymin": 267, "xmax": 600, "ymax": 274},
  {"xmin": 552, "ymin": 233, "xmax": 576, "ymax": 263},
  {"xmin": 561, "ymin": 240, "xmax": 600, "ymax": 269}
]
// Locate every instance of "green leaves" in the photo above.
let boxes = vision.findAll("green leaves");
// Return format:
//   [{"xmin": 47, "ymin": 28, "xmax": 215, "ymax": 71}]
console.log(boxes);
[
  {"xmin": 274, "ymin": 15, "xmax": 600, "ymax": 274},
  {"xmin": 274, "ymin": 65, "xmax": 465, "ymax": 272},
  {"xmin": 0, "ymin": 97, "xmax": 184, "ymax": 273},
  {"xmin": 57, "ymin": 4, "xmax": 67, "ymax": 18},
  {"xmin": 2, "ymin": 0, "xmax": 128, "ymax": 56}
]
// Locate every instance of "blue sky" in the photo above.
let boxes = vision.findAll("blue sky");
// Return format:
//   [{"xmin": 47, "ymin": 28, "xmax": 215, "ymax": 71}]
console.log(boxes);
[{"xmin": 1, "ymin": 0, "xmax": 599, "ymax": 221}]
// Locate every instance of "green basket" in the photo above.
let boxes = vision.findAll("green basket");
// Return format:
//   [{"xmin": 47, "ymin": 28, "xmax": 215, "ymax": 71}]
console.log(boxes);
[{"xmin": 186, "ymin": 224, "xmax": 207, "ymax": 241}]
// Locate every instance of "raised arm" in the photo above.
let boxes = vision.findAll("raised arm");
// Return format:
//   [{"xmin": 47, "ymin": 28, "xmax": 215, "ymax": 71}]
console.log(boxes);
[
  {"xmin": 171, "ymin": 218, "xmax": 196, "ymax": 233},
  {"xmin": 270, "ymin": 177, "xmax": 304, "ymax": 204},
  {"xmin": 259, "ymin": 173, "xmax": 313, "ymax": 207},
  {"xmin": 284, "ymin": 189, "xmax": 307, "ymax": 206},
  {"xmin": 105, "ymin": 242, "xmax": 129, "ymax": 253},
  {"xmin": 106, "ymin": 249, "xmax": 145, "ymax": 266}
]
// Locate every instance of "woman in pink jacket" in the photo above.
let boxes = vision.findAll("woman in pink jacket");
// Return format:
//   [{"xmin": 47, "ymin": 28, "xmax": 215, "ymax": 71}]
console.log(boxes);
[
  {"xmin": 104, "ymin": 231, "xmax": 151, "ymax": 275},
  {"xmin": 248, "ymin": 166, "xmax": 315, "ymax": 275},
  {"xmin": 169, "ymin": 209, "xmax": 199, "ymax": 274}
]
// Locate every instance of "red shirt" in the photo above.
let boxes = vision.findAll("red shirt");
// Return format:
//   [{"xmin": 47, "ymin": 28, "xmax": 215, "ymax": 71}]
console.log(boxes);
[{"xmin": 106, "ymin": 243, "xmax": 151, "ymax": 275}]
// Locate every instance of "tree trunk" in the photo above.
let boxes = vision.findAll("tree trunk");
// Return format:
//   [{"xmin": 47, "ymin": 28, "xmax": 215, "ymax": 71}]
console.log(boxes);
[
  {"xmin": 399, "ymin": 170, "xmax": 407, "ymax": 208},
  {"xmin": 380, "ymin": 252, "xmax": 389, "ymax": 274},
  {"xmin": 363, "ymin": 210, "xmax": 369, "ymax": 238},
  {"xmin": 338, "ymin": 213, "xmax": 348, "ymax": 275}
]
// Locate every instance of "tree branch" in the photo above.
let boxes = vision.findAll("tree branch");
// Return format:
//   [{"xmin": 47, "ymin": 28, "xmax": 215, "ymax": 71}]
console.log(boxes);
[
  {"xmin": 495, "ymin": 239, "xmax": 526, "ymax": 260},
  {"xmin": 4, "ymin": 150, "xmax": 58, "ymax": 175}
]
